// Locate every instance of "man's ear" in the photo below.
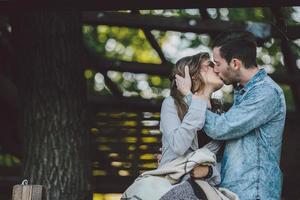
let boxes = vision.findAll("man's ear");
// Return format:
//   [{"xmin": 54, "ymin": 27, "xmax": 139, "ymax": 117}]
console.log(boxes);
[{"xmin": 232, "ymin": 58, "xmax": 242, "ymax": 71}]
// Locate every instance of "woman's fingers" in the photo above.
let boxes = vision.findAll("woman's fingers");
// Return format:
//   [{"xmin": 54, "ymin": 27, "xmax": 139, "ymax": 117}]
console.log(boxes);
[
  {"xmin": 155, "ymin": 148, "xmax": 162, "ymax": 164},
  {"xmin": 175, "ymin": 74, "xmax": 191, "ymax": 96},
  {"xmin": 184, "ymin": 65, "xmax": 190, "ymax": 79},
  {"xmin": 175, "ymin": 74, "xmax": 184, "ymax": 82}
]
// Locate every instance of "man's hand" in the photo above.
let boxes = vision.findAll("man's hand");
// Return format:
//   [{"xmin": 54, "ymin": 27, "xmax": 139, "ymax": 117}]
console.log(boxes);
[
  {"xmin": 190, "ymin": 165, "xmax": 209, "ymax": 179},
  {"xmin": 175, "ymin": 65, "xmax": 192, "ymax": 96}
]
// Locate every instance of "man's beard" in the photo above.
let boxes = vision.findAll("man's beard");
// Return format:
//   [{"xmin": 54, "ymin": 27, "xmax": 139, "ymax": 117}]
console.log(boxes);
[
  {"xmin": 220, "ymin": 74, "xmax": 237, "ymax": 85},
  {"xmin": 219, "ymin": 77, "xmax": 231, "ymax": 85}
]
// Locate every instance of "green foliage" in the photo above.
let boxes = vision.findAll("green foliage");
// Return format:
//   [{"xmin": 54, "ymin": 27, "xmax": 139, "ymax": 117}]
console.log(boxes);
[
  {"xmin": 283, "ymin": 7, "xmax": 300, "ymax": 25},
  {"xmin": 139, "ymin": 9, "xmax": 201, "ymax": 18},
  {"xmin": 0, "ymin": 154, "xmax": 21, "ymax": 167},
  {"xmin": 83, "ymin": 25, "xmax": 161, "ymax": 63},
  {"xmin": 83, "ymin": 8, "xmax": 300, "ymax": 109},
  {"xmin": 281, "ymin": 84, "xmax": 296, "ymax": 111},
  {"xmin": 228, "ymin": 8, "xmax": 273, "ymax": 22}
]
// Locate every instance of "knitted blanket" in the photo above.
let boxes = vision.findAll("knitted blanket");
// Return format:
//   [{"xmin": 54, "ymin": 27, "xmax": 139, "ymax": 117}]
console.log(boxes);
[{"xmin": 121, "ymin": 147, "xmax": 239, "ymax": 200}]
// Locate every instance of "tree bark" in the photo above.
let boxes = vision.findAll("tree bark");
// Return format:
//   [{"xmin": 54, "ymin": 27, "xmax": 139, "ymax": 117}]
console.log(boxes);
[{"xmin": 12, "ymin": 11, "xmax": 92, "ymax": 200}]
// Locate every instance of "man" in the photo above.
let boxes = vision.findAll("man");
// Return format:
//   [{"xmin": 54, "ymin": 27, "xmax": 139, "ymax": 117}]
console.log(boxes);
[{"xmin": 175, "ymin": 31, "xmax": 286, "ymax": 200}]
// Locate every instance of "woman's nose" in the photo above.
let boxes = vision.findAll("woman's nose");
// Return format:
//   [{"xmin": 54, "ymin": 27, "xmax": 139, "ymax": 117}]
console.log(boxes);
[{"xmin": 213, "ymin": 67, "xmax": 219, "ymax": 73}]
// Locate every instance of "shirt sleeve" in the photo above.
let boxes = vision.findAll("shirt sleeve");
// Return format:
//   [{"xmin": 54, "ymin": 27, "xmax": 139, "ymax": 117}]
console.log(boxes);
[
  {"xmin": 183, "ymin": 91, "xmax": 193, "ymax": 106},
  {"xmin": 184, "ymin": 92, "xmax": 223, "ymax": 154},
  {"xmin": 160, "ymin": 97, "xmax": 208, "ymax": 156},
  {"xmin": 203, "ymin": 86, "xmax": 280, "ymax": 140}
]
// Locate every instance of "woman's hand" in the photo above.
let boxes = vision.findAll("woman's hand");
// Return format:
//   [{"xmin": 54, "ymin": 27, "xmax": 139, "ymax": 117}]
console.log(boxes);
[
  {"xmin": 154, "ymin": 148, "xmax": 162, "ymax": 164},
  {"xmin": 175, "ymin": 65, "xmax": 191, "ymax": 96},
  {"xmin": 190, "ymin": 165, "xmax": 210, "ymax": 179}
]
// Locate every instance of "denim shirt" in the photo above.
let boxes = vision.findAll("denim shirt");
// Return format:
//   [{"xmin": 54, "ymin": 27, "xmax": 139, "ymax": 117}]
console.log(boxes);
[{"xmin": 202, "ymin": 69, "xmax": 286, "ymax": 200}]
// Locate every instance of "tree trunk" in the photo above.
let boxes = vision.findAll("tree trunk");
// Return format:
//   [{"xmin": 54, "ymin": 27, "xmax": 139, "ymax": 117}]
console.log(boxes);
[{"xmin": 12, "ymin": 12, "xmax": 92, "ymax": 200}]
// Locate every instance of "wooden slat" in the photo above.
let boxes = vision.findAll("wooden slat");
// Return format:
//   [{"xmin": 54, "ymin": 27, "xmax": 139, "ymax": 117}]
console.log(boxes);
[
  {"xmin": 91, "ymin": 132, "xmax": 161, "ymax": 138},
  {"xmin": 92, "ymin": 176, "xmax": 134, "ymax": 193},
  {"xmin": 83, "ymin": 11, "xmax": 300, "ymax": 40},
  {"xmin": 93, "ymin": 116, "xmax": 160, "ymax": 121},
  {"xmin": 93, "ymin": 157, "xmax": 158, "ymax": 163},
  {"xmin": 86, "ymin": 49, "xmax": 300, "ymax": 85},
  {"xmin": 88, "ymin": 95, "xmax": 162, "ymax": 112},
  {"xmin": 83, "ymin": 12, "xmax": 252, "ymax": 36},
  {"xmin": 129, "ymin": 10, "xmax": 169, "ymax": 64},
  {"xmin": 87, "ymin": 90, "xmax": 300, "ymax": 114},
  {"xmin": 1, "ymin": 0, "xmax": 300, "ymax": 11},
  {"xmin": 93, "ymin": 125, "xmax": 159, "ymax": 129},
  {"xmin": 102, "ymin": 72, "xmax": 123, "ymax": 97},
  {"xmin": 85, "ymin": 48, "xmax": 173, "ymax": 76}
]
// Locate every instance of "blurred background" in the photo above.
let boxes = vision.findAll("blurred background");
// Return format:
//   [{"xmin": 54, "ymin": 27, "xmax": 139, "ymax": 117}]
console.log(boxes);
[{"xmin": 0, "ymin": 4, "xmax": 300, "ymax": 200}]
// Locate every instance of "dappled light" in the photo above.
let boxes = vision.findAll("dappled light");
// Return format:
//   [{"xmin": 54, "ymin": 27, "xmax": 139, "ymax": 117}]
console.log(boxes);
[
  {"xmin": 93, "ymin": 193, "xmax": 122, "ymax": 200},
  {"xmin": 83, "ymin": 8, "xmax": 300, "ymax": 108},
  {"xmin": 1, "ymin": 5, "xmax": 300, "ymax": 200},
  {"xmin": 82, "ymin": 7, "xmax": 300, "ymax": 199}
]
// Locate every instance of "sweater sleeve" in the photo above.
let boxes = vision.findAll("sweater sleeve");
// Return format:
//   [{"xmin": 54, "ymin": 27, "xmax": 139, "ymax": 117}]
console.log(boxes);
[{"xmin": 160, "ymin": 97, "xmax": 208, "ymax": 156}]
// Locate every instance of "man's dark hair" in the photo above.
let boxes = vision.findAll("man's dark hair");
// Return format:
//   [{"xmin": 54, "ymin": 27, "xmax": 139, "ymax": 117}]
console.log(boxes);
[{"xmin": 212, "ymin": 31, "xmax": 257, "ymax": 68}]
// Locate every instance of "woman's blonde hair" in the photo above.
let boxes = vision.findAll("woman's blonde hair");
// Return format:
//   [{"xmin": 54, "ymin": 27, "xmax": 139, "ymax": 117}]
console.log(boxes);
[{"xmin": 170, "ymin": 52, "xmax": 210, "ymax": 120}]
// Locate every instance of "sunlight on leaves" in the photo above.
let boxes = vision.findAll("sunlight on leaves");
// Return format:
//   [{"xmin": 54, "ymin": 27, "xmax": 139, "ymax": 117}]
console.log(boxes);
[
  {"xmin": 123, "ymin": 137, "xmax": 137, "ymax": 143},
  {"xmin": 142, "ymin": 137, "xmax": 158, "ymax": 143},
  {"xmin": 118, "ymin": 170, "xmax": 130, "ymax": 176},
  {"xmin": 93, "ymin": 170, "xmax": 107, "ymax": 176},
  {"xmin": 140, "ymin": 154, "xmax": 154, "ymax": 160},
  {"xmin": 93, "ymin": 193, "xmax": 122, "ymax": 200}
]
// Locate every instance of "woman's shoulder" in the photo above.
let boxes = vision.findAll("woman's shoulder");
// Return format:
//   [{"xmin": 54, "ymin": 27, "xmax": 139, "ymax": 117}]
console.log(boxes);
[
  {"xmin": 161, "ymin": 96, "xmax": 177, "ymax": 112},
  {"xmin": 162, "ymin": 96, "xmax": 175, "ymax": 106}
]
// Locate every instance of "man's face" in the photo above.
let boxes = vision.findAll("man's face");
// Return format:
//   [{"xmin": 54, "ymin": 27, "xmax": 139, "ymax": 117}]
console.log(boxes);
[{"xmin": 212, "ymin": 47, "xmax": 237, "ymax": 85}]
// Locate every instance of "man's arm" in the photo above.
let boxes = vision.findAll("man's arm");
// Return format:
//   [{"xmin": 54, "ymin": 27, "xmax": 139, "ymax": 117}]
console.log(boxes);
[{"xmin": 204, "ymin": 86, "xmax": 280, "ymax": 140}]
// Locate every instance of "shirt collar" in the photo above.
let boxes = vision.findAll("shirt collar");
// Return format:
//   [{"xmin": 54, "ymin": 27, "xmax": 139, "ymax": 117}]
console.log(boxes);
[{"xmin": 234, "ymin": 68, "xmax": 267, "ymax": 93}]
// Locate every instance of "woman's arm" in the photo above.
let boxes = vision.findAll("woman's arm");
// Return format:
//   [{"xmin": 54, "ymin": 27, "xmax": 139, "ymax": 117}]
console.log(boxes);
[
  {"xmin": 191, "ymin": 141, "xmax": 223, "ymax": 186},
  {"xmin": 160, "ymin": 96, "xmax": 208, "ymax": 156},
  {"xmin": 192, "ymin": 164, "xmax": 221, "ymax": 186}
]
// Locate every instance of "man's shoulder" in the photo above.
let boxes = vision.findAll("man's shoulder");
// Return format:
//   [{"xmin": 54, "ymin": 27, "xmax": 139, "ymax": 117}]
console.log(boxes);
[
  {"xmin": 251, "ymin": 75, "xmax": 283, "ymax": 97},
  {"xmin": 263, "ymin": 75, "xmax": 284, "ymax": 96}
]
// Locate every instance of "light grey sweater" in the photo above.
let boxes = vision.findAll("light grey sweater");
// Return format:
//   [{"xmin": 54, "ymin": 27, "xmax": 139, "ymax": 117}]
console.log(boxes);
[{"xmin": 158, "ymin": 96, "xmax": 222, "ymax": 185}]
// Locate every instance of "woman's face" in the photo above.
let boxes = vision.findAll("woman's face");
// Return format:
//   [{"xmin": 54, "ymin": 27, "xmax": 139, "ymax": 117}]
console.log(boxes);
[{"xmin": 200, "ymin": 59, "xmax": 224, "ymax": 91}]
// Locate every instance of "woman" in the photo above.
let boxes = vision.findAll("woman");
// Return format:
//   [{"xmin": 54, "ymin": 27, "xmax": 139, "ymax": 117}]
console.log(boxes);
[
  {"xmin": 122, "ymin": 53, "xmax": 238, "ymax": 200},
  {"xmin": 160, "ymin": 52, "xmax": 223, "ymax": 167},
  {"xmin": 158, "ymin": 52, "xmax": 225, "ymax": 199}
]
